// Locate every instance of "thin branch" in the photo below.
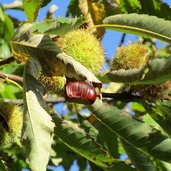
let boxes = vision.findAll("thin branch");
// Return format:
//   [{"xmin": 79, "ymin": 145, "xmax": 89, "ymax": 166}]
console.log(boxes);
[
  {"xmin": 78, "ymin": 0, "xmax": 97, "ymax": 34},
  {"xmin": 46, "ymin": 4, "xmax": 58, "ymax": 19},
  {"xmin": 3, "ymin": 92, "xmax": 141, "ymax": 105},
  {"xmin": 2, "ymin": 1, "xmax": 23, "ymax": 10},
  {"xmin": 0, "ymin": 72, "xmax": 23, "ymax": 83},
  {"xmin": 3, "ymin": 97, "xmax": 65, "ymax": 105},
  {"xmin": 102, "ymin": 92, "xmax": 142, "ymax": 102},
  {"xmin": 119, "ymin": 33, "xmax": 126, "ymax": 47},
  {"xmin": 0, "ymin": 56, "xmax": 15, "ymax": 66}
]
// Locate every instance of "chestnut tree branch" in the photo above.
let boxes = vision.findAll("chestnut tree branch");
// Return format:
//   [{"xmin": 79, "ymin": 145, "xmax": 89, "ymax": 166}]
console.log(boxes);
[
  {"xmin": 102, "ymin": 92, "xmax": 142, "ymax": 102},
  {"xmin": 3, "ymin": 93, "xmax": 141, "ymax": 105},
  {"xmin": 119, "ymin": 33, "xmax": 126, "ymax": 47},
  {"xmin": 2, "ymin": 1, "xmax": 23, "ymax": 10},
  {"xmin": 0, "ymin": 72, "xmax": 23, "ymax": 83},
  {"xmin": 78, "ymin": 0, "xmax": 97, "ymax": 34},
  {"xmin": 3, "ymin": 97, "xmax": 65, "ymax": 105}
]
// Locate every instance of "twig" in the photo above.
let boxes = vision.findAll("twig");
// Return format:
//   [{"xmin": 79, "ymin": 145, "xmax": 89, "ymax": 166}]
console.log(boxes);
[
  {"xmin": 78, "ymin": 0, "xmax": 97, "ymax": 34},
  {"xmin": 3, "ymin": 97, "xmax": 65, "ymax": 105},
  {"xmin": 0, "ymin": 72, "xmax": 23, "ymax": 83},
  {"xmin": 119, "ymin": 33, "xmax": 126, "ymax": 47},
  {"xmin": 3, "ymin": 92, "xmax": 141, "ymax": 105},
  {"xmin": 46, "ymin": 4, "xmax": 58, "ymax": 19},
  {"xmin": 0, "ymin": 72, "xmax": 23, "ymax": 90},
  {"xmin": 2, "ymin": 1, "xmax": 23, "ymax": 10},
  {"xmin": 102, "ymin": 92, "xmax": 142, "ymax": 102},
  {"xmin": 5, "ymin": 78, "xmax": 23, "ymax": 90},
  {"xmin": 0, "ymin": 56, "xmax": 15, "ymax": 66}
]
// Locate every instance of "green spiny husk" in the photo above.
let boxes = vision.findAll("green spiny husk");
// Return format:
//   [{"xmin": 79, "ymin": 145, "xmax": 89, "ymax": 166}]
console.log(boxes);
[
  {"xmin": 0, "ymin": 101, "xmax": 22, "ymax": 147},
  {"xmin": 55, "ymin": 29, "xmax": 104, "ymax": 74},
  {"xmin": 38, "ymin": 74, "xmax": 66, "ymax": 95},
  {"xmin": 112, "ymin": 43, "xmax": 171, "ymax": 101}
]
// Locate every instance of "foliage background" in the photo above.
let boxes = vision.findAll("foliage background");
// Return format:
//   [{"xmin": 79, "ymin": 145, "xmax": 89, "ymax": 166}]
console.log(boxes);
[{"xmin": 1, "ymin": 0, "xmax": 171, "ymax": 171}]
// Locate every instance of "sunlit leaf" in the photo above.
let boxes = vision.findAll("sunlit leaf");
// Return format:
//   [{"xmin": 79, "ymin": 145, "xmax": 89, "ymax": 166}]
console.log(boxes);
[
  {"xmin": 103, "ymin": 13, "xmax": 171, "ymax": 43},
  {"xmin": 23, "ymin": 57, "xmax": 54, "ymax": 171},
  {"xmin": 3, "ymin": 10, "xmax": 14, "ymax": 43},
  {"xmin": 22, "ymin": 0, "xmax": 43, "ymax": 22},
  {"xmin": 0, "ymin": 39, "xmax": 11, "ymax": 58},
  {"xmin": 0, "ymin": 6, "xmax": 14, "ymax": 44},
  {"xmin": 0, "ymin": 82, "xmax": 21, "ymax": 99}
]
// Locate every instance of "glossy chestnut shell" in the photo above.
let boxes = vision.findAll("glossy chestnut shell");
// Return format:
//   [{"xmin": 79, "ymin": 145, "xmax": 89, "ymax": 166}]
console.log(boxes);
[{"xmin": 65, "ymin": 81, "xmax": 97, "ymax": 104}]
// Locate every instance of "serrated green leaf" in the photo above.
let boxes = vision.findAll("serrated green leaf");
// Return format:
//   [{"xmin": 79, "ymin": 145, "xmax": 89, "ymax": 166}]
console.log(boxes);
[
  {"xmin": 139, "ymin": 0, "xmax": 171, "ymax": 20},
  {"xmin": 123, "ymin": 138, "xmax": 171, "ymax": 171},
  {"xmin": 23, "ymin": 57, "xmax": 54, "ymax": 171},
  {"xmin": 66, "ymin": 0, "xmax": 81, "ymax": 17},
  {"xmin": 54, "ymin": 114, "xmax": 135, "ymax": 171},
  {"xmin": 143, "ymin": 100, "xmax": 171, "ymax": 136},
  {"xmin": 52, "ymin": 137, "xmax": 83, "ymax": 171},
  {"xmin": 119, "ymin": 0, "xmax": 141, "ymax": 13},
  {"xmin": 78, "ymin": 114, "xmax": 119, "ymax": 159},
  {"xmin": 32, "ymin": 17, "xmax": 84, "ymax": 35},
  {"xmin": 105, "ymin": 56, "xmax": 171, "ymax": 84},
  {"xmin": 89, "ymin": 100, "xmax": 171, "ymax": 163},
  {"xmin": 11, "ymin": 22, "xmax": 101, "ymax": 84},
  {"xmin": 98, "ymin": 123, "xmax": 119, "ymax": 159},
  {"xmin": 22, "ymin": 0, "xmax": 42, "ymax": 22},
  {"xmin": 103, "ymin": 13, "xmax": 171, "ymax": 43},
  {"xmin": 121, "ymin": 139, "xmax": 157, "ymax": 171},
  {"xmin": 77, "ymin": 114, "xmax": 99, "ymax": 140}
]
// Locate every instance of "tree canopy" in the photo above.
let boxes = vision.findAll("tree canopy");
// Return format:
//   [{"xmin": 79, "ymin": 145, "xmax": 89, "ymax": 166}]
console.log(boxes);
[{"xmin": 1, "ymin": 0, "xmax": 171, "ymax": 171}]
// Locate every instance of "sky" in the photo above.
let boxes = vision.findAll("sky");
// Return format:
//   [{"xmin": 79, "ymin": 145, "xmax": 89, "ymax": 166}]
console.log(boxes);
[{"xmin": 1, "ymin": 0, "xmax": 171, "ymax": 171}]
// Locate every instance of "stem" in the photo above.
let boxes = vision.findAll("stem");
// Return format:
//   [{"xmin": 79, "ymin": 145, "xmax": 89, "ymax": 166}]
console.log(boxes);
[
  {"xmin": 2, "ymin": 92, "xmax": 140, "ymax": 105},
  {"xmin": 0, "ymin": 72, "xmax": 23, "ymax": 83},
  {"xmin": 3, "ymin": 97, "xmax": 65, "ymax": 105},
  {"xmin": 5, "ymin": 78, "xmax": 23, "ymax": 90},
  {"xmin": 0, "ymin": 72, "xmax": 23, "ymax": 90},
  {"xmin": 87, "ymin": 24, "xmax": 110, "ymax": 32},
  {"xmin": 119, "ymin": 33, "xmax": 126, "ymax": 46},
  {"xmin": 78, "ymin": 0, "xmax": 97, "ymax": 34},
  {"xmin": 102, "ymin": 92, "xmax": 141, "ymax": 102}
]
